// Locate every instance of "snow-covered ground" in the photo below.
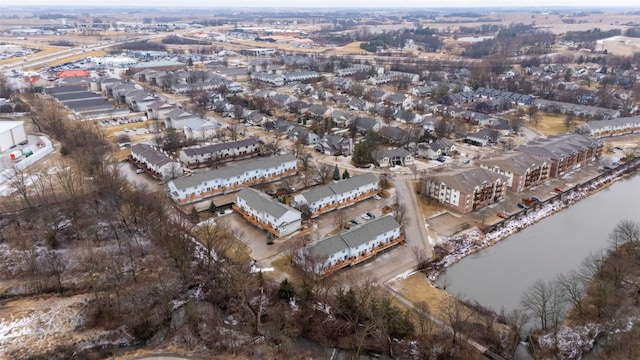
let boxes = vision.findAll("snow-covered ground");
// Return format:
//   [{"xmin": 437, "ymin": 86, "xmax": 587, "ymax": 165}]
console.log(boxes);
[{"xmin": 0, "ymin": 294, "xmax": 134, "ymax": 358}]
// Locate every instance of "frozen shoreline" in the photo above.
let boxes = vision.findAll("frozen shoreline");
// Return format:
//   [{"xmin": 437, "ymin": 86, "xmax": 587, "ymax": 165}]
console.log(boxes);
[{"xmin": 425, "ymin": 163, "xmax": 639, "ymax": 283}]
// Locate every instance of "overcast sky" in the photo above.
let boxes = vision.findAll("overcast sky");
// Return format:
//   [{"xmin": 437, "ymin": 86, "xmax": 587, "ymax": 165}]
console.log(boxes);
[{"xmin": 6, "ymin": 0, "xmax": 640, "ymax": 8}]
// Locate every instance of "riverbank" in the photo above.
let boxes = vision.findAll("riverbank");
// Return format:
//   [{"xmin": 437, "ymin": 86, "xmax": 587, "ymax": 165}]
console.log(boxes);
[{"xmin": 425, "ymin": 158, "xmax": 640, "ymax": 283}]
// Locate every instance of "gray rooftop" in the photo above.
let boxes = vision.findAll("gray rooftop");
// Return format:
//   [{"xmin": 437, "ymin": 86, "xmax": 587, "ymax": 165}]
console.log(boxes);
[
  {"xmin": 181, "ymin": 138, "xmax": 259, "ymax": 157},
  {"xmin": 131, "ymin": 143, "xmax": 176, "ymax": 168},
  {"xmin": 478, "ymin": 152, "xmax": 547, "ymax": 174},
  {"xmin": 170, "ymin": 153, "xmax": 296, "ymax": 191},
  {"xmin": 431, "ymin": 167, "xmax": 506, "ymax": 194},
  {"xmin": 517, "ymin": 133, "xmax": 601, "ymax": 160},
  {"xmin": 298, "ymin": 173, "xmax": 378, "ymax": 204},
  {"xmin": 586, "ymin": 116, "xmax": 640, "ymax": 131},
  {"xmin": 236, "ymin": 187, "xmax": 300, "ymax": 219},
  {"xmin": 308, "ymin": 215, "xmax": 400, "ymax": 258}
]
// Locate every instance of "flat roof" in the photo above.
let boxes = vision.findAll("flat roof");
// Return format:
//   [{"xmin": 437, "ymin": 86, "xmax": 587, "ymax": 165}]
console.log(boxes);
[
  {"xmin": 52, "ymin": 92, "xmax": 103, "ymax": 102},
  {"xmin": 0, "ymin": 120, "xmax": 24, "ymax": 133},
  {"xmin": 64, "ymin": 98, "xmax": 115, "ymax": 111}
]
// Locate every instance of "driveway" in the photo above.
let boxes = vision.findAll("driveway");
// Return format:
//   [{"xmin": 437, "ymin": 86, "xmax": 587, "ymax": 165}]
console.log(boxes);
[
  {"xmin": 393, "ymin": 178, "xmax": 433, "ymax": 258},
  {"xmin": 331, "ymin": 177, "xmax": 435, "ymax": 285},
  {"xmin": 118, "ymin": 162, "xmax": 164, "ymax": 191}
]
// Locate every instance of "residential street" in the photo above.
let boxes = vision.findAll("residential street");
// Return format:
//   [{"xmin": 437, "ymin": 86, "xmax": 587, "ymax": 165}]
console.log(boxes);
[{"xmin": 332, "ymin": 176, "xmax": 435, "ymax": 286}]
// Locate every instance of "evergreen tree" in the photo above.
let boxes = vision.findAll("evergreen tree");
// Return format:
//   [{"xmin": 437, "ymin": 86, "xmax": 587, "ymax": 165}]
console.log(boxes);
[
  {"xmin": 333, "ymin": 165, "xmax": 341, "ymax": 180},
  {"xmin": 342, "ymin": 169, "xmax": 350, "ymax": 179},
  {"xmin": 278, "ymin": 278, "xmax": 296, "ymax": 300}
]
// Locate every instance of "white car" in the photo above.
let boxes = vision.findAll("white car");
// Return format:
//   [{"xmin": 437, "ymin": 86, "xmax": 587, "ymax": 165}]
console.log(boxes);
[
  {"xmin": 373, "ymin": 194, "xmax": 382, "ymax": 200},
  {"xmin": 361, "ymin": 213, "xmax": 371, "ymax": 220}
]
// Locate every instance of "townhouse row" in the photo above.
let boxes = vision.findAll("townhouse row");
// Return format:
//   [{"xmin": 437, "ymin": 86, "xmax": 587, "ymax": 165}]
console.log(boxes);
[
  {"xmin": 234, "ymin": 187, "xmax": 302, "ymax": 237},
  {"xmin": 292, "ymin": 173, "xmax": 379, "ymax": 217},
  {"xmin": 167, "ymin": 153, "xmax": 297, "ymax": 205},
  {"xmin": 297, "ymin": 215, "xmax": 403, "ymax": 275}
]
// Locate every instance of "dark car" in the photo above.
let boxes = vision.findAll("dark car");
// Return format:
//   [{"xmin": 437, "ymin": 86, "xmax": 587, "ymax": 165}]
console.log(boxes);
[
  {"xmin": 517, "ymin": 203, "xmax": 528, "ymax": 210},
  {"xmin": 436, "ymin": 156, "xmax": 446, "ymax": 163},
  {"xmin": 350, "ymin": 218, "xmax": 361, "ymax": 225}
]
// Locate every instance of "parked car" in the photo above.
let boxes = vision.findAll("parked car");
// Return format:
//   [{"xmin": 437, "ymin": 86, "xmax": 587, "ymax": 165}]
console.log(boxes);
[
  {"xmin": 517, "ymin": 203, "xmax": 528, "ymax": 210},
  {"xmin": 436, "ymin": 156, "xmax": 446, "ymax": 163},
  {"xmin": 497, "ymin": 211, "xmax": 509, "ymax": 219},
  {"xmin": 372, "ymin": 194, "xmax": 382, "ymax": 200},
  {"xmin": 361, "ymin": 213, "xmax": 371, "ymax": 220},
  {"xmin": 350, "ymin": 218, "xmax": 361, "ymax": 225},
  {"xmin": 366, "ymin": 212, "xmax": 375, "ymax": 219},
  {"xmin": 136, "ymin": 169, "xmax": 144, "ymax": 174},
  {"xmin": 554, "ymin": 187, "xmax": 563, "ymax": 193}
]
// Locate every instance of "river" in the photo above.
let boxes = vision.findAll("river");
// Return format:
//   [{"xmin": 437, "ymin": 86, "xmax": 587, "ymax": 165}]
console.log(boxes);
[{"xmin": 439, "ymin": 173, "xmax": 640, "ymax": 315}]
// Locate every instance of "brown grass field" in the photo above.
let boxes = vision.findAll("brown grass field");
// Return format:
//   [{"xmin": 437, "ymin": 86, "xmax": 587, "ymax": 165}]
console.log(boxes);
[
  {"xmin": 23, "ymin": 50, "xmax": 107, "ymax": 70},
  {"xmin": 523, "ymin": 112, "xmax": 587, "ymax": 136},
  {"xmin": 0, "ymin": 46, "xmax": 66, "ymax": 66}
]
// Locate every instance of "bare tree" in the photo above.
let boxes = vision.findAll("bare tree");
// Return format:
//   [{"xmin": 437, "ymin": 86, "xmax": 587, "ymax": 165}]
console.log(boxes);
[
  {"xmin": 8, "ymin": 167, "xmax": 34, "ymax": 208},
  {"xmin": 317, "ymin": 164, "xmax": 333, "ymax": 183},
  {"xmin": 502, "ymin": 308, "xmax": 531, "ymax": 341},
  {"xmin": 527, "ymin": 105, "xmax": 540, "ymax": 128},
  {"xmin": 520, "ymin": 279, "xmax": 560, "ymax": 330},
  {"xmin": 609, "ymin": 220, "xmax": 640, "ymax": 250},
  {"xmin": 564, "ymin": 114, "xmax": 576, "ymax": 131},
  {"xmin": 262, "ymin": 138, "xmax": 282, "ymax": 156},
  {"xmin": 556, "ymin": 270, "xmax": 587, "ymax": 317},
  {"xmin": 414, "ymin": 301, "xmax": 436, "ymax": 336},
  {"xmin": 441, "ymin": 295, "xmax": 471, "ymax": 346},
  {"xmin": 392, "ymin": 192, "xmax": 408, "ymax": 225},
  {"xmin": 411, "ymin": 245, "xmax": 429, "ymax": 270}
]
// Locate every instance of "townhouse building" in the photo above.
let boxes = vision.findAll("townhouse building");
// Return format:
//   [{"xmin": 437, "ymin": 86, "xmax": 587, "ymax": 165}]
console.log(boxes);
[
  {"xmin": 164, "ymin": 109, "xmax": 199, "ymax": 129},
  {"xmin": 283, "ymin": 71, "xmax": 320, "ymax": 83},
  {"xmin": 422, "ymin": 168, "xmax": 507, "ymax": 214},
  {"xmin": 179, "ymin": 138, "xmax": 261, "ymax": 168},
  {"xmin": 167, "ymin": 154, "xmax": 297, "ymax": 205},
  {"xmin": 234, "ymin": 187, "xmax": 302, "ymax": 237},
  {"xmin": 130, "ymin": 143, "xmax": 181, "ymax": 181},
  {"xmin": 334, "ymin": 64, "xmax": 373, "ymax": 77},
  {"xmin": 479, "ymin": 152, "xmax": 550, "ymax": 193},
  {"xmin": 250, "ymin": 73, "xmax": 285, "ymax": 87},
  {"xmin": 516, "ymin": 133, "xmax": 603, "ymax": 178},
  {"xmin": 183, "ymin": 118, "xmax": 220, "ymax": 141},
  {"xmin": 582, "ymin": 116, "xmax": 640, "ymax": 138},
  {"xmin": 373, "ymin": 148, "xmax": 414, "ymax": 167},
  {"xmin": 293, "ymin": 173, "xmax": 379, "ymax": 217},
  {"xmin": 298, "ymin": 215, "xmax": 403, "ymax": 275}
]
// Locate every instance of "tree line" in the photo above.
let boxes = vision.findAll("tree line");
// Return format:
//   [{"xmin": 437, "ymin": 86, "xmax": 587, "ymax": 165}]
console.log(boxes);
[{"xmin": 520, "ymin": 220, "xmax": 640, "ymax": 358}]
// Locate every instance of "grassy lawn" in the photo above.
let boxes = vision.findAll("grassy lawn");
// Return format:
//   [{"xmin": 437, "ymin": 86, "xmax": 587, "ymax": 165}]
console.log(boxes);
[
  {"xmin": 325, "ymin": 41, "xmax": 369, "ymax": 55},
  {"xmin": 394, "ymin": 272, "xmax": 512, "ymax": 342},
  {"xmin": 0, "ymin": 46, "xmax": 63, "ymax": 66},
  {"xmin": 24, "ymin": 50, "xmax": 107, "ymax": 70},
  {"xmin": 416, "ymin": 193, "xmax": 448, "ymax": 218},
  {"xmin": 523, "ymin": 112, "xmax": 587, "ymax": 136},
  {"xmin": 394, "ymin": 272, "xmax": 454, "ymax": 320}
]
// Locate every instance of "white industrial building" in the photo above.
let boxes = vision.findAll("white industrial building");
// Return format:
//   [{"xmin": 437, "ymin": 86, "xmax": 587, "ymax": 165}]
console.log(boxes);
[{"xmin": 0, "ymin": 121, "xmax": 27, "ymax": 152}]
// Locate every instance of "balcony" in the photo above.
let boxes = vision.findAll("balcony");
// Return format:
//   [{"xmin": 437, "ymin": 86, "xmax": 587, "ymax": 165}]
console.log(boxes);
[
  {"xmin": 310, "ymin": 189, "xmax": 378, "ymax": 218},
  {"xmin": 233, "ymin": 204, "xmax": 282, "ymax": 236},
  {"xmin": 317, "ymin": 234, "xmax": 405, "ymax": 277}
]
